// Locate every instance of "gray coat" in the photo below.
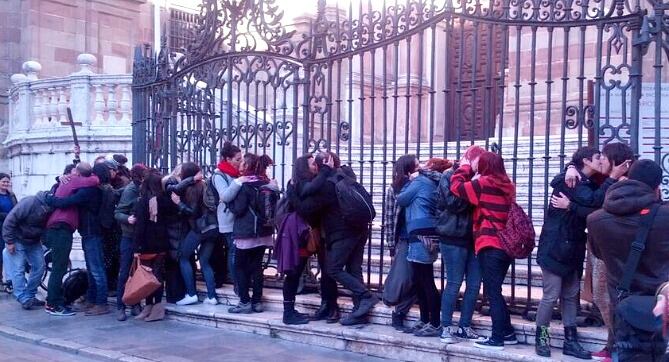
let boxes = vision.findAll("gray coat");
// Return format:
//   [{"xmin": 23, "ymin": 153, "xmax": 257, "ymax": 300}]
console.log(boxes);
[
  {"xmin": 212, "ymin": 170, "xmax": 243, "ymax": 234},
  {"xmin": 2, "ymin": 192, "xmax": 52, "ymax": 245}
]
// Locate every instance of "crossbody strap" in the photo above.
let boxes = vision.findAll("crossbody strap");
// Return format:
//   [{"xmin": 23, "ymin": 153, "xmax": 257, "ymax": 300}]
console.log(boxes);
[{"xmin": 616, "ymin": 203, "xmax": 661, "ymax": 301}]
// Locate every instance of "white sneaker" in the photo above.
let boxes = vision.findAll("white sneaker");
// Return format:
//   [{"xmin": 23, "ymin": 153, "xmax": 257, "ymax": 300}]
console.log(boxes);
[
  {"xmin": 176, "ymin": 294, "xmax": 199, "ymax": 306},
  {"xmin": 204, "ymin": 297, "xmax": 219, "ymax": 305},
  {"xmin": 440, "ymin": 326, "xmax": 458, "ymax": 344}
]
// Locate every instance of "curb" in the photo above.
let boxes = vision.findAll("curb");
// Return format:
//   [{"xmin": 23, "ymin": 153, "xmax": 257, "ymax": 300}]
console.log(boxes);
[{"xmin": 0, "ymin": 324, "xmax": 155, "ymax": 362}]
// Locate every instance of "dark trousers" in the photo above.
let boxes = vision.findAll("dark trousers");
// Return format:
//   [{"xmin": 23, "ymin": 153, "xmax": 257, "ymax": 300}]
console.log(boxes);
[
  {"xmin": 45, "ymin": 225, "xmax": 74, "ymax": 307},
  {"xmin": 478, "ymin": 247, "xmax": 514, "ymax": 342},
  {"xmin": 317, "ymin": 243, "xmax": 338, "ymax": 305},
  {"xmin": 116, "ymin": 236, "xmax": 135, "ymax": 310},
  {"xmin": 235, "ymin": 246, "xmax": 266, "ymax": 304},
  {"xmin": 212, "ymin": 235, "xmax": 227, "ymax": 288},
  {"xmin": 141, "ymin": 254, "xmax": 165, "ymax": 305},
  {"xmin": 223, "ymin": 233, "xmax": 236, "ymax": 287},
  {"xmin": 326, "ymin": 234, "xmax": 368, "ymax": 299},
  {"xmin": 411, "ymin": 261, "xmax": 441, "ymax": 327},
  {"xmin": 283, "ymin": 257, "xmax": 308, "ymax": 302},
  {"xmin": 102, "ymin": 227, "xmax": 121, "ymax": 292}
]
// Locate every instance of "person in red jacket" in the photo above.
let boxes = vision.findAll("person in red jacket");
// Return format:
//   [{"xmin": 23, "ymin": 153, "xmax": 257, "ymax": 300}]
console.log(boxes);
[{"xmin": 450, "ymin": 150, "xmax": 518, "ymax": 350}]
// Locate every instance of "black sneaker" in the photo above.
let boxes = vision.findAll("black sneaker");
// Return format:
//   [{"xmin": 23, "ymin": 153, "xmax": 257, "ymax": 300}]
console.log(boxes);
[
  {"xmin": 474, "ymin": 338, "xmax": 504, "ymax": 350},
  {"xmin": 454, "ymin": 326, "xmax": 485, "ymax": 341},
  {"xmin": 45, "ymin": 304, "xmax": 76, "ymax": 316},
  {"xmin": 31, "ymin": 298, "xmax": 46, "ymax": 307},
  {"xmin": 504, "ymin": 332, "xmax": 519, "ymax": 345},
  {"xmin": 340, "ymin": 314, "xmax": 368, "ymax": 326},
  {"xmin": 21, "ymin": 299, "xmax": 34, "ymax": 310}
]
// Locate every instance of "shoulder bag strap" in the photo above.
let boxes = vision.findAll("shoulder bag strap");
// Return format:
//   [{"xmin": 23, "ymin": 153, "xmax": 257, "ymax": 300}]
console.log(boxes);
[{"xmin": 616, "ymin": 203, "xmax": 661, "ymax": 301}]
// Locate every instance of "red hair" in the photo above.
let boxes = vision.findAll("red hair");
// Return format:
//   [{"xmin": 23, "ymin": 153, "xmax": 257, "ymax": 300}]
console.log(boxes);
[
  {"xmin": 464, "ymin": 145, "xmax": 486, "ymax": 162},
  {"xmin": 478, "ymin": 152, "xmax": 510, "ymax": 183},
  {"xmin": 426, "ymin": 158, "xmax": 453, "ymax": 173}
]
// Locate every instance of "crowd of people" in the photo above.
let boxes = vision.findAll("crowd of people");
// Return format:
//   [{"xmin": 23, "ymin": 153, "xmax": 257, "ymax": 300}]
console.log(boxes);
[{"xmin": 0, "ymin": 140, "xmax": 667, "ymax": 362}]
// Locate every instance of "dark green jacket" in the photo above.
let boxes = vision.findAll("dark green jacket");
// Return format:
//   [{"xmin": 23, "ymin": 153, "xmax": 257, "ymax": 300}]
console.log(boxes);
[{"xmin": 114, "ymin": 182, "xmax": 140, "ymax": 238}]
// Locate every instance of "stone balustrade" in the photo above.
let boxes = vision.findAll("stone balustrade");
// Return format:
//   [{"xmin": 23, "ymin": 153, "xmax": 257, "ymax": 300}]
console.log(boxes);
[{"xmin": 6, "ymin": 54, "xmax": 133, "ymax": 198}]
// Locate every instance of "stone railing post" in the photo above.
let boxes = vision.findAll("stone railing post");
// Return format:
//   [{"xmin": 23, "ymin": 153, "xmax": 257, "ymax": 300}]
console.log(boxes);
[{"xmin": 69, "ymin": 54, "xmax": 97, "ymax": 126}]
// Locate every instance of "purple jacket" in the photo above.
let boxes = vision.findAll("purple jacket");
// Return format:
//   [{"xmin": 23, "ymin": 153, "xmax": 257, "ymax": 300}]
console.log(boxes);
[
  {"xmin": 274, "ymin": 212, "xmax": 310, "ymax": 274},
  {"xmin": 46, "ymin": 175, "xmax": 99, "ymax": 230}
]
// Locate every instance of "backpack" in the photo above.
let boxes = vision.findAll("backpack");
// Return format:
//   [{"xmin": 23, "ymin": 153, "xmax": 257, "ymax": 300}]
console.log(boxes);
[
  {"xmin": 498, "ymin": 202, "xmax": 536, "ymax": 259},
  {"xmin": 331, "ymin": 173, "xmax": 376, "ymax": 229},
  {"xmin": 274, "ymin": 196, "xmax": 291, "ymax": 231},
  {"xmin": 98, "ymin": 184, "xmax": 116, "ymax": 229},
  {"xmin": 250, "ymin": 184, "xmax": 281, "ymax": 228},
  {"xmin": 63, "ymin": 269, "xmax": 89, "ymax": 305},
  {"xmin": 203, "ymin": 173, "xmax": 225, "ymax": 213}
]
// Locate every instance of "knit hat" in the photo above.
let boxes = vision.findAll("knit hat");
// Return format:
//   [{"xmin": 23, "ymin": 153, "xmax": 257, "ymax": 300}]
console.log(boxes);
[
  {"xmin": 104, "ymin": 159, "xmax": 119, "ymax": 171},
  {"xmin": 113, "ymin": 154, "xmax": 128, "ymax": 166},
  {"xmin": 628, "ymin": 159, "xmax": 662, "ymax": 190}
]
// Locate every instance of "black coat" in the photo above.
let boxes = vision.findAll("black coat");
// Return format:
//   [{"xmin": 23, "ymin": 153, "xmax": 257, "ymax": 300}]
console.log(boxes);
[
  {"xmin": 537, "ymin": 172, "xmax": 613, "ymax": 277},
  {"xmin": 48, "ymin": 186, "xmax": 103, "ymax": 238},
  {"xmin": 229, "ymin": 180, "xmax": 276, "ymax": 239},
  {"xmin": 435, "ymin": 169, "xmax": 474, "ymax": 249},
  {"xmin": 133, "ymin": 194, "xmax": 176, "ymax": 254}
]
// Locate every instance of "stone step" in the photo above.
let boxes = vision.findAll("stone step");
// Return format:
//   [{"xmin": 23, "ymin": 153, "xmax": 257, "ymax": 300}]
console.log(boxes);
[{"xmin": 161, "ymin": 284, "xmax": 607, "ymax": 362}]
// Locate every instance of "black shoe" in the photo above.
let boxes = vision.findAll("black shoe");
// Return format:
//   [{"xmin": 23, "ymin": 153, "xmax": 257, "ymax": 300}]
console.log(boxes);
[
  {"xmin": 351, "ymin": 294, "xmax": 379, "ymax": 318},
  {"xmin": 326, "ymin": 306, "xmax": 341, "ymax": 324},
  {"xmin": 283, "ymin": 309, "xmax": 310, "ymax": 325},
  {"xmin": 21, "ymin": 299, "xmax": 34, "ymax": 310},
  {"xmin": 402, "ymin": 321, "xmax": 425, "ymax": 334},
  {"xmin": 340, "ymin": 314, "xmax": 368, "ymax": 326},
  {"xmin": 563, "ymin": 327, "xmax": 592, "ymax": 360},
  {"xmin": 504, "ymin": 332, "xmax": 519, "ymax": 345},
  {"xmin": 535, "ymin": 326, "xmax": 551, "ymax": 357},
  {"xmin": 474, "ymin": 338, "xmax": 504, "ymax": 350},
  {"xmin": 45, "ymin": 304, "xmax": 76, "ymax": 316},
  {"xmin": 391, "ymin": 312, "xmax": 406, "ymax": 331},
  {"xmin": 311, "ymin": 302, "xmax": 330, "ymax": 321},
  {"xmin": 31, "ymin": 298, "xmax": 46, "ymax": 307}
]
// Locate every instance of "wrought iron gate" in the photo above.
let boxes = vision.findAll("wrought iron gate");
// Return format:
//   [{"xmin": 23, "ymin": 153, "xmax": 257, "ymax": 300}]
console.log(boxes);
[{"xmin": 133, "ymin": 0, "xmax": 669, "ymax": 315}]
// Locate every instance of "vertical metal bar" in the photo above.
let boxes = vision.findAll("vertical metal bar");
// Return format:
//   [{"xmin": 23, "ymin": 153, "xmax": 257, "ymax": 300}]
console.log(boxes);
[
  {"xmin": 443, "ymin": 16, "xmax": 452, "ymax": 159},
  {"xmin": 470, "ymin": 21, "xmax": 479, "ymax": 145},
  {"xmin": 483, "ymin": 23, "xmax": 494, "ymax": 150},
  {"xmin": 497, "ymin": 25, "xmax": 509, "ymax": 151},
  {"xmin": 559, "ymin": 27, "xmax": 571, "ymax": 170},
  {"xmin": 510, "ymin": 25, "xmax": 523, "ymax": 307},
  {"xmin": 415, "ymin": 27, "xmax": 425, "ymax": 158},
  {"xmin": 303, "ymin": 66, "xmax": 312, "ymax": 156},
  {"xmin": 577, "ymin": 25, "xmax": 587, "ymax": 148},
  {"xmin": 404, "ymin": 35, "xmax": 412, "ymax": 155},
  {"xmin": 393, "ymin": 39, "xmax": 400, "ymax": 162},
  {"xmin": 428, "ymin": 24, "xmax": 436, "ymax": 158},
  {"xmin": 369, "ymin": 44, "xmax": 378, "ymax": 287},
  {"xmin": 380, "ymin": 0, "xmax": 389, "ymax": 289},
  {"xmin": 526, "ymin": 25, "xmax": 538, "ymax": 313},
  {"xmin": 653, "ymin": 14, "xmax": 663, "ymax": 163},
  {"xmin": 593, "ymin": 23, "xmax": 604, "ymax": 149},
  {"xmin": 629, "ymin": 25, "xmax": 642, "ymax": 155},
  {"xmin": 227, "ymin": 57, "xmax": 234, "ymax": 141},
  {"xmin": 336, "ymin": 59, "xmax": 343, "ymax": 155},
  {"xmin": 543, "ymin": 27, "xmax": 554, "ymax": 218},
  {"xmin": 455, "ymin": 18, "xmax": 465, "ymax": 158}
]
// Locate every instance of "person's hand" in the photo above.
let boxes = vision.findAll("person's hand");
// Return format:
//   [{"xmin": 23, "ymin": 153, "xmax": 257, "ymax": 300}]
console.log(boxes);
[
  {"xmin": 565, "ymin": 166, "xmax": 581, "ymax": 188},
  {"xmin": 170, "ymin": 192, "xmax": 181, "ymax": 205},
  {"xmin": 128, "ymin": 215, "xmax": 136, "ymax": 225},
  {"xmin": 610, "ymin": 160, "xmax": 632, "ymax": 180},
  {"xmin": 194, "ymin": 172, "xmax": 204, "ymax": 182},
  {"xmin": 73, "ymin": 145, "xmax": 80, "ymax": 155},
  {"xmin": 5, "ymin": 244, "xmax": 15, "ymax": 255},
  {"xmin": 60, "ymin": 174, "xmax": 72, "ymax": 185},
  {"xmin": 325, "ymin": 155, "xmax": 335, "ymax": 169},
  {"xmin": 653, "ymin": 283, "xmax": 669, "ymax": 317},
  {"xmin": 471, "ymin": 157, "xmax": 480, "ymax": 172},
  {"xmin": 237, "ymin": 176, "xmax": 250, "ymax": 184},
  {"xmin": 551, "ymin": 192, "xmax": 571, "ymax": 209},
  {"xmin": 409, "ymin": 171, "xmax": 419, "ymax": 180}
]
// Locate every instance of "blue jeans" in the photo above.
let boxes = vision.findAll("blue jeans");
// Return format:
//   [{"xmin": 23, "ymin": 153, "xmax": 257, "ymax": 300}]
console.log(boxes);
[
  {"xmin": 82, "ymin": 236, "xmax": 108, "ymax": 305},
  {"xmin": 223, "ymin": 233, "xmax": 236, "ymax": 286},
  {"xmin": 440, "ymin": 243, "xmax": 481, "ymax": 327},
  {"xmin": 179, "ymin": 231, "xmax": 200, "ymax": 297},
  {"xmin": 116, "ymin": 236, "xmax": 135, "ymax": 309},
  {"xmin": 7, "ymin": 242, "xmax": 44, "ymax": 304},
  {"xmin": 478, "ymin": 247, "xmax": 514, "ymax": 341},
  {"xmin": 198, "ymin": 232, "xmax": 218, "ymax": 299}
]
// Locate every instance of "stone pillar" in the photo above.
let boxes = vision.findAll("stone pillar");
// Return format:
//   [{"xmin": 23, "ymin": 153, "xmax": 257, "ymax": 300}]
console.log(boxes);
[{"xmin": 69, "ymin": 54, "xmax": 97, "ymax": 127}]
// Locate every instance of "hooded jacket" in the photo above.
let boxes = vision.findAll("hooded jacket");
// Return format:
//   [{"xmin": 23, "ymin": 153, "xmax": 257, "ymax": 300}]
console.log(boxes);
[
  {"xmin": 435, "ymin": 168, "xmax": 474, "ymax": 248},
  {"xmin": 537, "ymin": 171, "xmax": 603, "ymax": 277},
  {"xmin": 587, "ymin": 180, "xmax": 669, "ymax": 297},
  {"xmin": 3, "ymin": 192, "xmax": 52, "ymax": 245},
  {"xmin": 396, "ymin": 170, "xmax": 441, "ymax": 236},
  {"xmin": 114, "ymin": 182, "xmax": 140, "ymax": 238},
  {"xmin": 46, "ymin": 175, "xmax": 100, "ymax": 231},
  {"xmin": 450, "ymin": 164, "xmax": 516, "ymax": 254},
  {"xmin": 212, "ymin": 169, "xmax": 243, "ymax": 234},
  {"xmin": 229, "ymin": 179, "xmax": 279, "ymax": 239},
  {"xmin": 47, "ymin": 185, "xmax": 102, "ymax": 238}
]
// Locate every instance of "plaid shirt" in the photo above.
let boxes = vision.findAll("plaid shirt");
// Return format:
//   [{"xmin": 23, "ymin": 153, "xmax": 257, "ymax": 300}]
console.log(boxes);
[{"xmin": 383, "ymin": 186, "xmax": 403, "ymax": 249}]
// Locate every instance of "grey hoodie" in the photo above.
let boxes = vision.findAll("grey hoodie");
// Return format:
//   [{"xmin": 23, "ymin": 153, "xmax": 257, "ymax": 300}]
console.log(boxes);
[{"xmin": 2, "ymin": 191, "xmax": 52, "ymax": 245}]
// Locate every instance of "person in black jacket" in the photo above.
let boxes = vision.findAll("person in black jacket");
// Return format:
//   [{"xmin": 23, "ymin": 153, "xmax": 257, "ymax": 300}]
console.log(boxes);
[
  {"xmin": 132, "ymin": 170, "xmax": 178, "ymax": 322},
  {"xmin": 228, "ymin": 154, "xmax": 278, "ymax": 314},
  {"xmin": 436, "ymin": 148, "xmax": 485, "ymax": 343},
  {"xmin": 308, "ymin": 151, "xmax": 378, "ymax": 326},
  {"xmin": 0, "ymin": 172, "xmax": 18, "ymax": 291},
  {"xmin": 46, "ymin": 163, "xmax": 110, "ymax": 316}
]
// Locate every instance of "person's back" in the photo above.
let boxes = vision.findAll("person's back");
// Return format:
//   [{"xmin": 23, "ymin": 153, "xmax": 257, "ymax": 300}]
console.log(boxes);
[{"xmin": 2, "ymin": 192, "xmax": 51, "ymax": 245}]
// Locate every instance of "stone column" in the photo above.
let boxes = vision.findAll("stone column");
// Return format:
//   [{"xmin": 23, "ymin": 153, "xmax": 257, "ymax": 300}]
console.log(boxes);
[{"xmin": 69, "ymin": 54, "xmax": 97, "ymax": 127}]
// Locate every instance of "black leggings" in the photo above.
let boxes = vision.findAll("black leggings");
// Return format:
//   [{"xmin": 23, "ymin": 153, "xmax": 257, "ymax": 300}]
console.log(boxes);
[
  {"xmin": 235, "ymin": 246, "xmax": 266, "ymax": 304},
  {"xmin": 283, "ymin": 257, "xmax": 309, "ymax": 302},
  {"xmin": 411, "ymin": 261, "xmax": 440, "ymax": 328}
]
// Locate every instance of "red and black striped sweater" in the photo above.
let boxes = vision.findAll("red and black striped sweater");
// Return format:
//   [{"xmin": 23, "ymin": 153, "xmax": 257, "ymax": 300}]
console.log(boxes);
[{"xmin": 450, "ymin": 165, "xmax": 516, "ymax": 254}]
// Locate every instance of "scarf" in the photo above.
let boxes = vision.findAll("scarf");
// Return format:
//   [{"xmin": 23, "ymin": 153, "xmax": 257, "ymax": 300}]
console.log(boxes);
[
  {"xmin": 149, "ymin": 197, "xmax": 158, "ymax": 222},
  {"xmin": 218, "ymin": 161, "xmax": 240, "ymax": 178}
]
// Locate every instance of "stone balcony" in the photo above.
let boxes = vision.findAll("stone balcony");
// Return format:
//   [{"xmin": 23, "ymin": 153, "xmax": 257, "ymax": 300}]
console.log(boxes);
[{"xmin": 6, "ymin": 54, "xmax": 133, "ymax": 198}]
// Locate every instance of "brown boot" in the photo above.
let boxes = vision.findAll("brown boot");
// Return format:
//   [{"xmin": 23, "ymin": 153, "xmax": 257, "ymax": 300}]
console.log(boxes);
[
  {"xmin": 144, "ymin": 303, "xmax": 165, "ymax": 322},
  {"xmin": 135, "ymin": 304, "xmax": 153, "ymax": 320},
  {"xmin": 85, "ymin": 304, "xmax": 110, "ymax": 316}
]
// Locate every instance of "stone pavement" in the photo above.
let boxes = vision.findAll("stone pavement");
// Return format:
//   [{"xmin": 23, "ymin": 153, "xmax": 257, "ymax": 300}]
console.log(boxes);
[
  {"xmin": 0, "ymin": 334, "xmax": 99, "ymax": 362},
  {"xmin": 0, "ymin": 293, "xmax": 391, "ymax": 362}
]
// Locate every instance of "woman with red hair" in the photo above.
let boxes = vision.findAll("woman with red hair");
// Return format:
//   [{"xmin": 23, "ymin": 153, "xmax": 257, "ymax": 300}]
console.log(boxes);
[{"xmin": 450, "ymin": 150, "xmax": 518, "ymax": 350}]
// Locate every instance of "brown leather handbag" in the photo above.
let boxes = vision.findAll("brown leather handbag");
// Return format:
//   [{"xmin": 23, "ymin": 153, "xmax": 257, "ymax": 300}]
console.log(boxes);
[
  {"xmin": 122, "ymin": 255, "xmax": 161, "ymax": 305},
  {"xmin": 306, "ymin": 227, "xmax": 321, "ymax": 255}
]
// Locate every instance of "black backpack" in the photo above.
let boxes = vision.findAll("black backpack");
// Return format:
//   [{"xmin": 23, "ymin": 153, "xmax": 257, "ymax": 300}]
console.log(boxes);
[
  {"xmin": 330, "ymin": 172, "xmax": 376, "ymax": 229},
  {"xmin": 63, "ymin": 269, "xmax": 89, "ymax": 305},
  {"xmin": 203, "ymin": 173, "xmax": 225, "ymax": 213},
  {"xmin": 250, "ymin": 184, "xmax": 281, "ymax": 228}
]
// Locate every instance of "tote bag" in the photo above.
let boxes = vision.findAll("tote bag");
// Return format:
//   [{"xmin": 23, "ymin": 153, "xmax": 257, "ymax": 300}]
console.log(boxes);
[{"xmin": 122, "ymin": 255, "xmax": 162, "ymax": 305}]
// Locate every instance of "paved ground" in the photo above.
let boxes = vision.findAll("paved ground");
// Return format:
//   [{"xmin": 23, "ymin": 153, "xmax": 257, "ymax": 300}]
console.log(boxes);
[{"xmin": 0, "ymin": 293, "xmax": 391, "ymax": 362}]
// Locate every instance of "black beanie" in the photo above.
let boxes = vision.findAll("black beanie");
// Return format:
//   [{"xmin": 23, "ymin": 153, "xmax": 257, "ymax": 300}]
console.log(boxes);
[
  {"xmin": 628, "ymin": 159, "xmax": 662, "ymax": 190},
  {"xmin": 113, "ymin": 154, "xmax": 128, "ymax": 166}
]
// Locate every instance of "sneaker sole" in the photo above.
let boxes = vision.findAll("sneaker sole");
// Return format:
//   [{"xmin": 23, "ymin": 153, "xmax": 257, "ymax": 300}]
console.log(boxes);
[
  {"xmin": 440, "ymin": 337, "xmax": 458, "ymax": 344},
  {"xmin": 45, "ymin": 310, "xmax": 75, "ymax": 317},
  {"xmin": 504, "ymin": 340, "xmax": 519, "ymax": 345},
  {"xmin": 474, "ymin": 343, "xmax": 504, "ymax": 350}
]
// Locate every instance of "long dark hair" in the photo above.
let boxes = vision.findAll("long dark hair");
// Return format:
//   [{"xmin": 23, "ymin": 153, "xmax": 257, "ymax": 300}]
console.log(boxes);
[
  {"xmin": 221, "ymin": 141, "xmax": 241, "ymax": 160},
  {"xmin": 140, "ymin": 170, "xmax": 163, "ymax": 198},
  {"xmin": 180, "ymin": 162, "xmax": 201, "ymax": 180},
  {"xmin": 242, "ymin": 154, "xmax": 273, "ymax": 180},
  {"xmin": 293, "ymin": 155, "xmax": 315, "ymax": 184},
  {"xmin": 392, "ymin": 155, "xmax": 417, "ymax": 193},
  {"xmin": 92, "ymin": 163, "xmax": 111, "ymax": 184}
]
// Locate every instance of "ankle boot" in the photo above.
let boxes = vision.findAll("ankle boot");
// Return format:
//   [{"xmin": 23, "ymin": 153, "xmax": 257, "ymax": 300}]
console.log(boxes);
[
  {"xmin": 312, "ymin": 301, "xmax": 330, "ymax": 321},
  {"xmin": 391, "ymin": 312, "xmax": 406, "ymax": 331},
  {"xmin": 563, "ymin": 326, "xmax": 592, "ymax": 360},
  {"xmin": 135, "ymin": 304, "xmax": 153, "ymax": 320},
  {"xmin": 283, "ymin": 301, "xmax": 309, "ymax": 325},
  {"xmin": 535, "ymin": 325, "xmax": 551, "ymax": 357},
  {"xmin": 326, "ymin": 305, "xmax": 341, "ymax": 324},
  {"xmin": 145, "ymin": 303, "xmax": 165, "ymax": 322}
]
